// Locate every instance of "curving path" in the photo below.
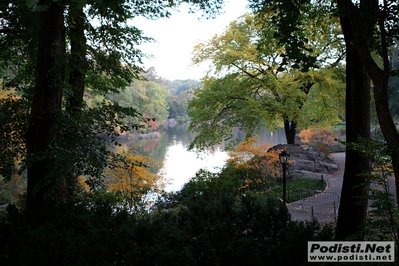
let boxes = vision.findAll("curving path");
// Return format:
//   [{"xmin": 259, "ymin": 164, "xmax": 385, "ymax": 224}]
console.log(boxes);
[{"xmin": 287, "ymin": 152, "xmax": 345, "ymax": 223}]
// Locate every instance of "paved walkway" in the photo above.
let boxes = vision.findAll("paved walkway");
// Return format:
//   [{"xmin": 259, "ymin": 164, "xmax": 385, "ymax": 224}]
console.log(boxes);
[{"xmin": 287, "ymin": 152, "xmax": 345, "ymax": 224}]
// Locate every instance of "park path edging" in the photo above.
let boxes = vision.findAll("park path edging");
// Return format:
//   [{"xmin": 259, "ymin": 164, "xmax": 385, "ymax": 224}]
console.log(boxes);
[{"xmin": 287, "ymin": 152, "xmax": 345, "ymax": 223}]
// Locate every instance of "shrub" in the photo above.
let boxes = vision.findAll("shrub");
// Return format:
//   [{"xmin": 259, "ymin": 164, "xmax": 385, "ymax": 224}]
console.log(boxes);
[
  {"xmin": 0, "ymin": 166, "xmax": 334, "ymax": 265},
  {"xmin": 0, "ymin": 190, "xmax": 12, "ymax": 205},
  {"xmin": 299, "ymin": 126, "xmax": 337, "ymax": 155}
]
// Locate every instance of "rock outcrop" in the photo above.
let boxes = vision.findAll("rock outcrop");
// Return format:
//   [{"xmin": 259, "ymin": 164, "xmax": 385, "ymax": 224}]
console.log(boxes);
[{"xmin": 272, "ymin": 144, "xmax": 339, "ymax": 179}]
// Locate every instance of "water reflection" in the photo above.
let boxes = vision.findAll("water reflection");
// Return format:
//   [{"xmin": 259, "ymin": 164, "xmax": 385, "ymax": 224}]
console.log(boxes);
[
  {"xmin": 161, "ymin": 142, "xmax": 228, "ymax": 192},
  {"xmin": 119, "ymin": 124, "xmax": 286, "ymax": 192}
]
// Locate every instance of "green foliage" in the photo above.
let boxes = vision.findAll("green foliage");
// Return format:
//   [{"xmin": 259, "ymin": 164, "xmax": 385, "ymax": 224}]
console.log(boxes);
[
  {"xmin": 341, "ymin": 136, "xmax": 399, "ymax": 248},
  {"xmin": 189, "ymin": 73, "xmax": 266, "ymax": 150},
  {"xmin": 189, "ymin": 13, "xmax": 345, "ymax": 150},
  {"xmin": 0, "ymin": 202, "xmax": 138, "ymax": 266},
  {"xmin": 151, "ymin": 166, "xmax": 334, "ymax": 265},
  {"xmin": 0, "ymin": 0, "xmax": 230, "ymax": 215},
  {"xmin": 0, "ymin": 1, "xmax": 336, "ymax": 264},
  {"xmin": 297, "ymin": 68, "xmax": 346, "ymax": 128},
  {"xmin": 0, "ymin": 173, "xmax": 26, "ymax": 206},
  {"xmin": 0, "ymin": 189, "xmax": 12, "ymax": 205},
  {"xmin": 0, "ymin": 0, "xmax": 158, "ymax": 207},
  {"xmin": 347, "ymin": 138, "xmax": 399, "ymax": 243},
  {"xmin": 0, "ymin": 163, "xmax": 334, "ymax": 265},
  {"xmin": 54, "ymin": 102, "xmax": 141, "ymax": 176},
  {"xmin": 0, "ymin": 2, "xmax": 39, "ymax": 94},
  {"xmin": 100, "ymin": 68, "xmax": 203, "ymax": 128},
  {"xmin": 168, "ymin": 79, "xmax": 202, "ymax": 95},
  {"xmin": 138, "ymin": 68, "xmax": 201, "ymax": 123},
  {"xmin": 106, "ymin": 78, "xmax": 169, "ymax": 126},
  {"xmin": 249, "ymin": 0, "xmax": 342, "ymax": 72},
  {"xmin": 166, "ymin": 79, "xmax": 200, "ymax": 123},
  {"xmin": 365, "ymin": 170, "xmax": 399, "ymax": 244}
]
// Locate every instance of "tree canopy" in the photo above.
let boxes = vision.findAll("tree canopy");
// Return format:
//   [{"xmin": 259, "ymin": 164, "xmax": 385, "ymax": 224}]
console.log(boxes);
[
  {"xmin": 0, "ymin": 0, "xmax": 227, "ymax": 218},
  {"xmin": 248, "ymin": 0, "xmax": 399, "ymax": 241},
  {"xmin": 188, "ymin": 12, "xmax": 345, "ymax": 149}
]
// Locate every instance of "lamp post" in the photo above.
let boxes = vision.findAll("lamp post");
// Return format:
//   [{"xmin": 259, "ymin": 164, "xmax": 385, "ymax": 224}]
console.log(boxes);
[{"xmin": 279, "ymin": 150, "xmax": 290, "ymax": 205}]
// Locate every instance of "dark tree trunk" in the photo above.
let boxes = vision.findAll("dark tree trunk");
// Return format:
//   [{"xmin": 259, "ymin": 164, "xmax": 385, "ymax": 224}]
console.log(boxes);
[
  {"xmin": 373, "ymin": 76, "xmax": 399, "ymax": 205},
  {"xmin": 284, "ymin": 119, "xmax": 296, "ymax": 144},
  {"xmin": 67, "ymin": 7, "xmax": 86, "ymax": 115},
  {"xmin": 60, "ymin": 6, "xmax": 88, "ymax": 197},
  {"xmin": 338, "ymin": 0, "xmax": 399, "ymax": 209},
  {"xmin": 26, "ymin": 2, "xmax": 65, "ymax": 215},
  {"xmin": 363, "ymin": 1, "xmax": 399, "ymax": 211},
  {"xmin": 282, "ymin": 82, "xmax": 312, "ymax": 145},
  {"xmin": 335, "ymin": 11, "xmax": 371, "ymax": 240}
]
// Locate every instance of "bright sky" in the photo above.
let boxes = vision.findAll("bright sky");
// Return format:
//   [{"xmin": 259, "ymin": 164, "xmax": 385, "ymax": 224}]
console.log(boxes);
[{"xmin": 131, "ymin": 0, "xmax": 250, "ymax": 81}]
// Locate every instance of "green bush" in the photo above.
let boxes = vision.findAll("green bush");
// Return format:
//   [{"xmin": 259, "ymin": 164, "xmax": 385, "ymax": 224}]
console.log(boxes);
[
  {"xmin": 0, "ymin": 190, "xmax": 12, "ymax": 205},
  {"xmin": 0, "ymin": 166, "xmax": 334, "ymax": 265}
]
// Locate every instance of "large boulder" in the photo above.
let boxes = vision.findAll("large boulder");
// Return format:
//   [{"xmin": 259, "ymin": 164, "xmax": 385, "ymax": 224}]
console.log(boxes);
[{"xmin": 271, "ymin": 144, "xmax": 339, "ymax": 176}]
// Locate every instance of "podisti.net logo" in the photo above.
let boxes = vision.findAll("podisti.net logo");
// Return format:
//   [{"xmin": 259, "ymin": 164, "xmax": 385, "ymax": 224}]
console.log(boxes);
[{"xmin": 308, "ymin": 241, "xmax": 394, "ymax": 262}]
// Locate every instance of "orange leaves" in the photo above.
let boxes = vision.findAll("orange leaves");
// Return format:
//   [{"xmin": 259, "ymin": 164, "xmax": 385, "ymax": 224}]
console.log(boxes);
[
  {"xmin": 143, "ymin": 116, "xmax": 159, "ymax": 131},
  {"xmin": 298, "ymin": 126, "xmax": 336, "ymax": 155},
  {"xmin": 298, "ymin": 126, "xmax": 336, "ymax": 147},
  {"xmin": 146, "ymin": 118, "xmax": 158, "ymax": 131},
  {"xmin": 105, "ymin": 151, "xmax": 164, "ymax": 208},
  {"xmin": 227, "ymin": 136, "xmax": 280, "ymax": 178},
  {"xmin": 78, "ymin": 176, "xmax": 90, "ymax": 192}
]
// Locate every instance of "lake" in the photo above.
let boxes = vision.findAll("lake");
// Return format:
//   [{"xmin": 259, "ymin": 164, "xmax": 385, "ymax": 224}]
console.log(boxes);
[{"xmin": 123, "ymin": 124, "xmax": 286, "ymax": 192}]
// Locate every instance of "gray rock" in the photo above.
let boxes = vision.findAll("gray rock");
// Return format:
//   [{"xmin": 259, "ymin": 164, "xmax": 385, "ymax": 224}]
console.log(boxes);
[{"xmin": 272, "ymin": 144, "xmax": 339, "ymax": 176}]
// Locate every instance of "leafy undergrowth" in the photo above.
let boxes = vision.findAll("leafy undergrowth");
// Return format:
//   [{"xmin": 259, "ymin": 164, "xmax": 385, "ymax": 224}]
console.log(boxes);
[{"xmin": 0, "ymin": 165, "xmax": 334, "ymax": 265}]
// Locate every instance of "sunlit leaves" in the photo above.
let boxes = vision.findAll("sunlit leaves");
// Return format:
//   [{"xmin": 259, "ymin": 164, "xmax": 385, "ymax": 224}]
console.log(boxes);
[
  {"xmin": 188, "ymin": 73, "xmax": 269, "ymax": 150},
  {"xmin": 282, "ymin": 69, "xmax": 346, "ymax": 128},
  {"xmin": 0, "ymin": 94, "xmax": 29, "ymax": 181},
  {"xmin": 299, "ymin": 126, "xmax": 336, "ymax": 147},
  {"xmin": 105, "ymin": 150, "xmax": 164, "ymax": 209},
  {"xmin": 298, "ymin": 126, "xmax": 338, "ymax": 156},
  {"xmin": 249, "ymin": 0, "xmax": 342, "ymax": 72},
  {"xmin": 192, "ymin": 14, "xmax": 274, "ymax": 75},
  {"xmin": 105, "ymin": 78, "xmax": 169, "ymax": 127},
  {"xmin": 189, "ymin": 11, "xmax": 345, "ymax": 150},
  {"xmin": 227, "ymin": 136, "xmax": 280, "ymax": 181}
]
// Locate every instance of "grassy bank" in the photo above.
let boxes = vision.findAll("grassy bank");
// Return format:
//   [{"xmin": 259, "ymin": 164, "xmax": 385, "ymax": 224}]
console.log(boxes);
[{"xmin": 270, "ymin": 177, "xmax": 326, "ymax": 203}]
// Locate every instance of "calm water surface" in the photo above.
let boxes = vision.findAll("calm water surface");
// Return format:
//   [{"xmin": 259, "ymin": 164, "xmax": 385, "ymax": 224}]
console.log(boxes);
[{"xmin": 130, "ymin": 124, "xmax": 286, "ymax": 192}]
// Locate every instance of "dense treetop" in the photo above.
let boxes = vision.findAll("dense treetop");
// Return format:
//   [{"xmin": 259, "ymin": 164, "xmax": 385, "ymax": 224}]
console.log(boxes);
[{"xmin": 188, "ymin": 12, "xmax": 345, "ymax": 149}]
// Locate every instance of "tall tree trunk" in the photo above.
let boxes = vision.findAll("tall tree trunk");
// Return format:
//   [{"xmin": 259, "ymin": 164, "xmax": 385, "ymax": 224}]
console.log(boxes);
[
  {"xmin": 61, "ymin": 6, "xmax": 87, "ymax": 197},
  {"xmin": 284, "ymin": 119, "xmax": 296, "ymax": 144},
  {"xmin": 335, "ymin": 11, "xmax": 371, "ymax": 240},
  {"xmin": 374, "ymin": 79, "xmax": 399, "ymax": 206},
  {"xmin": 338, "ymin": 0, "xmax": 399, "ymax": 207},
  {"xmin": 67, "ymin": 7, "xmax": 86, "ymax": 115},
  {"xmin": 26, "ymin": 2, "xmax": 65, "ymax": 215},
  {"xmin": 355, "ymin": 3, "xmax": 399, "ymax": 207},
  {"xmin": 282, "ymin": 82, "xmax": 312, "ymax": 145}
]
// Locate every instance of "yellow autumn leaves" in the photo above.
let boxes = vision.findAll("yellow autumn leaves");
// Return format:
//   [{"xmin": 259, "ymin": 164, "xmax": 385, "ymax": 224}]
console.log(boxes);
[
  {"xmin": 106, "ymin": 151, "xmax": 165, "ymax": 208},
  {"xmin": 86, "ymin": 137, "xmax": 283, "ymax": 206},
  {"xmin": 227, "ymin": 137, "xmax": 281, "ymax": 191},
  {"xmin": 77, "ymin": 147, "xmax": 166, "ymax": 209}
]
